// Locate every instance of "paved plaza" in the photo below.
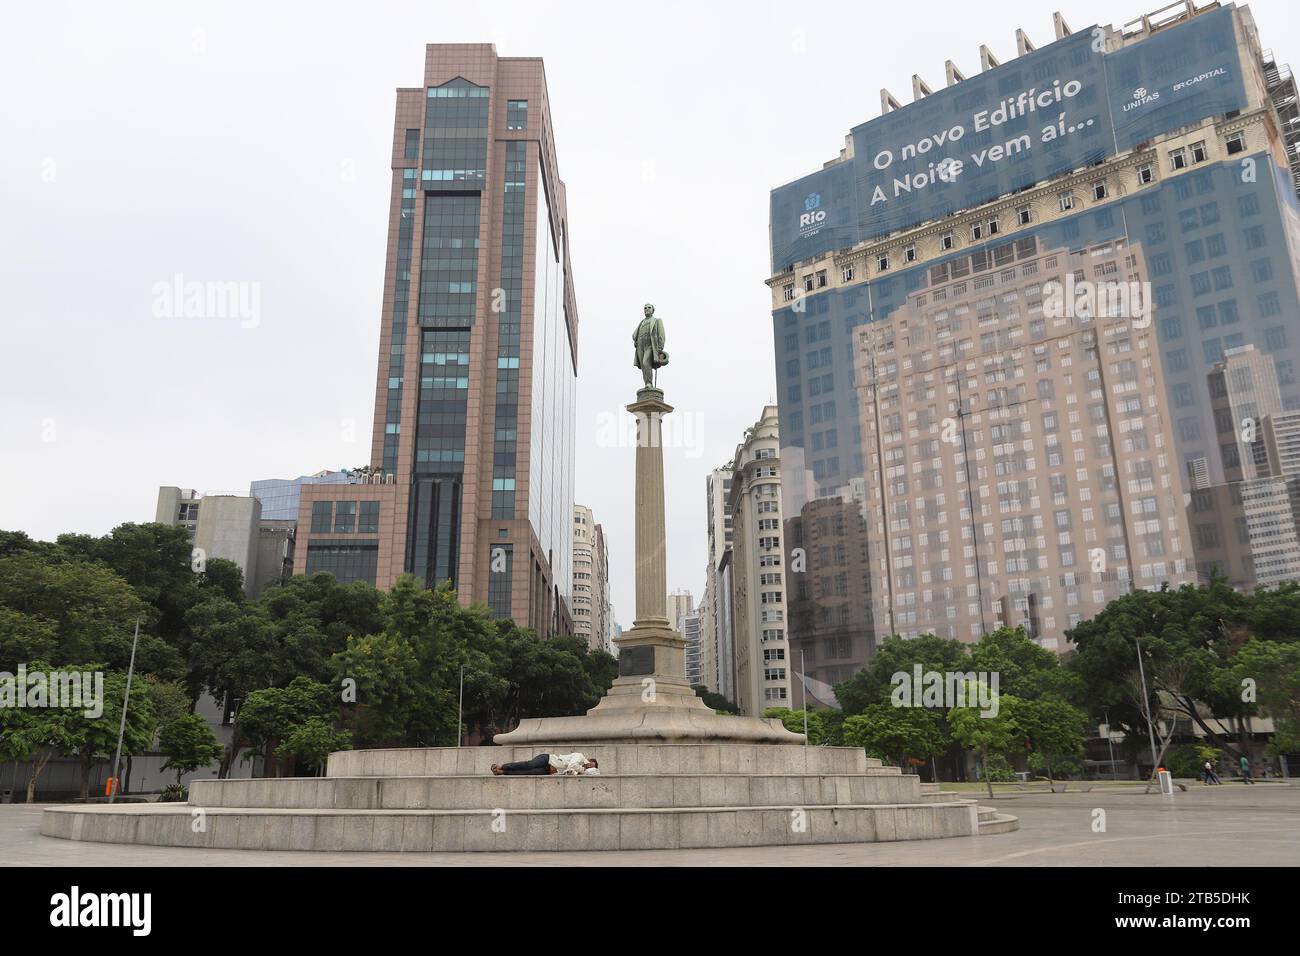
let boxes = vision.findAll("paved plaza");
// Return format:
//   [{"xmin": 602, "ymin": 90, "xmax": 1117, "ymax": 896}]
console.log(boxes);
[{"xmin": 3, "ymin": 783, "xmax": 1296, "ymax": 866}]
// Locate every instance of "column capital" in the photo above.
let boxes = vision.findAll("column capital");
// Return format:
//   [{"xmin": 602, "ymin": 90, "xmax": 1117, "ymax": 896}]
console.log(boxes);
[{"xmin": 627, "ymin": 387, "xmax": 673, "ymax": 416}]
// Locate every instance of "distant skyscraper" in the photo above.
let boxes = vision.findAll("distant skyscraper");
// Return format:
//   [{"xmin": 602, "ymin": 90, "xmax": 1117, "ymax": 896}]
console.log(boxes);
[
  {"xmin": 573, "ymin": 504, "xmax": 610, "ymax": 652},
  {"xmin": 680, "ymin": 611, "xmax": 702, "ymax": 686},
  {"xmin": 668, "ymin": 589, "xmax": 695, "ymax": 629},
  {"xmin": 727, "ymin": 405, "xmax": 792, "ymax": 715},
  {"xmin": 1209, "ymin": 345, "xmax": 1283, "ymax": 482},
  {"xmin": 292, "ymin": 44, "xmax": 578, "ymax": 637},
  {"xmin": 702, "ymin": 466, "xmax": 734, "ymax": 697},
  {"xmin": 1190, "ymin": 346, "xmax": 1300, "ymax": 589}
]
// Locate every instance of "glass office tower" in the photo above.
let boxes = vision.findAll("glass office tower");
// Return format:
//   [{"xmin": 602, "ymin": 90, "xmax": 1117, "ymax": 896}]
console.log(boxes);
[{"xmin": 294, "ymin": 45, "xmax": 578, "ymax": 637}]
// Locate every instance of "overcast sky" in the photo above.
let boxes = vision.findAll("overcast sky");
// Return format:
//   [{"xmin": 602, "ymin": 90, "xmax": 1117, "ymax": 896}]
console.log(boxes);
[{"xmin": 3, "ymin": 0, "xmax": 1297, "ymax": 626}]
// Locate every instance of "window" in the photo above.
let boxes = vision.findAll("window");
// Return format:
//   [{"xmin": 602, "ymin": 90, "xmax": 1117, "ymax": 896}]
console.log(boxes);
[
  {"xmin": 1170, "ymin": 147, "xmax": 1187, "ymax": 170},
  {"xmin": 904, "ymin": 244, "xmax": 917, "ymax": 263},
  {"xmin": 1058, "ymin": 193, "xmax": 1076, "ymax": 212},
  {"xmin": 311, "ymin": 501, "xmax": 332, "ymax": 534},
  {"xmin": 1091, "ymin": 181, "xmax": 1107, "ymax": 201},
  {"xmin": 840, "ymin": 265, "xmax": 854, "ymax": 283},
  {"xmin": 404, "ymin": 129, "xmax": 420, "ymax": 160},
  {"xmin": 1137, "ymin": 163, "xmax": 1154, "ymax": 185},
  {"xmin": 815, "ymin": 270, "xmax": 827, "ymax": 288},
  {"xmin": 1225, "ymin": 132, "xmax": 1245, "ymax": 155},
  {"xmin": 782, "ymin": 284, "xmax": 795, "ymax": 302},
  {"xmin": 334, "ymin": 501, "xmax": 357, "ymax": 534},
  {"xmin": 877, "ymin": 253, "xmax": 889, "ymax": 272},
  {"xmin": 359, "ymin": 501, "xmax": 380, "ymax": 534},
  {"xmin": 506, "ymin": 100, "xmax": 528, "ymax": 131},
  {"xmin": 1190, "ymin": 140, "xmax": 1207, "ymax": 163},
  {"xmin": 940, "ymin": 233, "xmax": 954, "ymax": 250},
  {"xmin": 803, "ymin": 275, "xmax": 814, "ymax": 292},
  {"xmin": 1017, "ymin": 205, "xmax": 1032, "ymax": 225}
]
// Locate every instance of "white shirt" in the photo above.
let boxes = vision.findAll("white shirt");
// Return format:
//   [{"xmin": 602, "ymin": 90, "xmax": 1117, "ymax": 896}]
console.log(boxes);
[{"xmin": 548, "ymin": 752, "xmax": 591, "ymax": 775}]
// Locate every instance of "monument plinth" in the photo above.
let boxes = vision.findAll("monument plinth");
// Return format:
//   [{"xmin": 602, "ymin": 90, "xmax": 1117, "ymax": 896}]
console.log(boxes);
[{"xmin": 495, "ymin": 310, "xmax": 801, "ymax": 745}]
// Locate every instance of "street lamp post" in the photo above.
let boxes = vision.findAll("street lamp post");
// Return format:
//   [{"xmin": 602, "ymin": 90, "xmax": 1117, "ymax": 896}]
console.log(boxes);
[
  {"xmin": 800, "ymin": 650, "xmax": 808, "ymax": 748},
  {"xmin": 1102, "ymin": 707, "xmax": 1119, "ymax": 780},
  {"xmin": 1134, "ymin": 636, "xmax": 1160, "ymax": 777},
  {"xmin": 108, "ymin": 618, "xmax": 141, "ymax": 804},
  {"xmin": 457, "ymin": 664, "xmax": 464, "ymax": 748}
]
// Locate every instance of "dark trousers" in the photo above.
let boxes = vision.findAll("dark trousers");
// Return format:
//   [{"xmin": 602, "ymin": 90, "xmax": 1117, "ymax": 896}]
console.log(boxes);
[{"xmin": 500, "ymin": 753, "xmax": 552, "ymax": 775}]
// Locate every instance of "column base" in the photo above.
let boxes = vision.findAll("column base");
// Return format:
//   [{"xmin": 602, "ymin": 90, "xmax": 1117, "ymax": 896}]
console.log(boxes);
[{"xmin": 491, "ymin": 623, "xmax": 805, "ymax": 746}]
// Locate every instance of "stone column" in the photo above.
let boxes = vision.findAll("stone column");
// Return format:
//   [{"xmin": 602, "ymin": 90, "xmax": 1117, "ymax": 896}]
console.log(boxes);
[
  {"xmin": 629, "ymin": 388, "xmax": 671, "ymax": 628},
  {"xmin": 491, "ymin": 383, "xmax": 804, "ymax": 743}
]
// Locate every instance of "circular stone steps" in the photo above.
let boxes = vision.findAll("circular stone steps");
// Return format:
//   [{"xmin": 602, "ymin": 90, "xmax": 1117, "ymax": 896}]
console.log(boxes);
[
  {"xmin": 326, "ymin": 744, "xmax": 883, "ymax": 778},
  {"xmin": 40, "ymin": 745, "xmax": 1019, "ymax": 852},
  {"xmin": 977, "ymin": 806, "xmax": 1020, "ymax": 834},
  {"xmin": 187, "ymin": 772, "xmax": 927, "ymax": 811},
  {"xmin": 41, "ymin": 801, "xmax": 984, "ymax": 852}
]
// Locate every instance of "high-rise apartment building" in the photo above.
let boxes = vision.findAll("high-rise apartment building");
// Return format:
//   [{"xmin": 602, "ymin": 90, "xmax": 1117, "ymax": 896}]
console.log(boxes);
[
  {"xmin": 293, "ymin": 45, "xmax": 578, "ymax": 637},
  {"xmin": 855, "ymin": 239, "xmax": 1194, "ymax": 649},
  {"xmin": 668, "ymin": 589, "xmax": 695, "ymax": 626},
  {"xmin": 702, "ymin": 467, "xmax": 735, "ymax": 698},
  {"xmin": 727, "ymin": 405, "xmax": 793, "ymax": 715},
  {"xmin": 769, "ymin": 3, "xmax": 1300, "ymax": 672},
  {"xmin": 573, "ymin": 504, "xmax": 610, "ymax": 652},
  {"xmin": 681, "ymin": 611, "xmax": 703, "ymax": 686},
  {"xmin": 696, "ymin": 584, "xmax": 715, "ymax": 691}
]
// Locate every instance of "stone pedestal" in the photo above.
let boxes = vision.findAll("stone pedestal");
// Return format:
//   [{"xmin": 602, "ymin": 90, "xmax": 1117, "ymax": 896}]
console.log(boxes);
[{"xmin": 495, "ymin": 386, "xmax": 802, "ymax": 746}]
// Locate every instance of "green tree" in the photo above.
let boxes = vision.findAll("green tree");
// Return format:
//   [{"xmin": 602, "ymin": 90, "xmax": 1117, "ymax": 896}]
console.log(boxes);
[
  {"xmin": 197, "ymin": 558, "xmax": 246, "ymax": 604},
  {"xmin": 1011, "ymin": 696, "xmax": 1088, "ymax": 784},
  {"xmin": 842, "ymin": 703, "xmax": 948, "ymax": 768},
  {"xmin": 0, "ymin": 551, "xmax": 178, "ymax": 676},
  {"xmin": 71, "ymin": 669, "xmax": 159, "ymax": 800},
  {"xmin": 0, "ymin": 663, "xmax": 157, "ymax": 801},
  {"xmin": 762, "ymin": 707, "xmax": 843, "ymax": 745},
  {"xmin": 158, "ymin": 712, "xmax": 225, "ymax": 784},
  {"xmin": 835, "ymin": 634, "xmax": 970, "ymax": 715},
  {"xmin": 1066, "ymin": 578, "xmax": 1259, "ymax": 759},
  {"xmin": 59, "ymin": 522, "xmax": 202, "ymax": 650},
  {"xmin": 0, "ymin": 690, "xmax": 79, "ymax": 802},
  {"xmin": 971, "ymin": 626, "xmax": 1083, "ymax": 703},
  {"xmin": 0, "ymin": 605, "xmax": 58, "ymax": 672},
  {"xmin": 692, "ymin": 686, "xmax": 737, "ymax": 714},
  {"xmin": 235, "ymin": 677, "xmax": 337, "ymax": 777},
  {"xmin": 276, "ymin": 718, "xmax": 351, "ymax": 775},
  {"xmin": 947, "ymin": 684, "xmax": 1021, "ymax": 799},
  {"xmin": 1232, "ymin": 639, "xmax": 1300, "ymax": 757},
  {"xmin": 332, "ymin": 630, "xmax": 446, "ymax": 747}
]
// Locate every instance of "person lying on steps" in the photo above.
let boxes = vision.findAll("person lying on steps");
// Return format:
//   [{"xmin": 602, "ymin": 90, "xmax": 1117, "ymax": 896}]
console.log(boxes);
[{"xmin": 490, "ymin": 753, "xmax": 599, "ymax": 776}]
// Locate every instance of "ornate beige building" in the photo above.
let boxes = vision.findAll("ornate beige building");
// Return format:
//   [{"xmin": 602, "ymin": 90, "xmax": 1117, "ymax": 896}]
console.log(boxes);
[
  {"xmin": 728, "ymin": 405, "xmax": 794, "ymax": 714},
  {"xmin": 572, "ymin": 504, "xmax": 610, "ymax": 652},
  {"xmin": 855, "ymin": 237, "xmax": 1195, "ymax": 650}
]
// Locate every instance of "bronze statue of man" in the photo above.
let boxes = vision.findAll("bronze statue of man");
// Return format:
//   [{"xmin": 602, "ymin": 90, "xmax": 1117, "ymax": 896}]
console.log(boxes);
[{"xmin": 632, "ymin": 303, "xmax": 668, "ymax": 388}]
